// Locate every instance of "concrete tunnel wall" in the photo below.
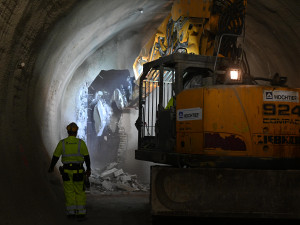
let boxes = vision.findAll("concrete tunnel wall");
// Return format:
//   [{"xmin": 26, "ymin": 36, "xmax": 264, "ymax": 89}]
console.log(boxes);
[
  {"xmin": 0, "ymin": 0, "xmax": 299, "ymax": 223},
  {"xmin": 34, "ymin": 0, "xmax": 171, "ymax": 182}
]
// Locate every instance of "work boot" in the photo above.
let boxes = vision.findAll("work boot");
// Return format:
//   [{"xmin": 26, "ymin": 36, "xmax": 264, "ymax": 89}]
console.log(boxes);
[
  {"xmin": 76, "ymin": 214, "xmax": 86, "ymax": 222},
  {"xmin": 67, "ymin": 214, "xmax": 76, "ymax": 219}
]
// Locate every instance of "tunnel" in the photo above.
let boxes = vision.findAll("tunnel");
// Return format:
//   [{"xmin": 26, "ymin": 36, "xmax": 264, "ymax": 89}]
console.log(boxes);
[{"xmin": 0, "ymin": 0, "xmax": 299, "ymax": 224}]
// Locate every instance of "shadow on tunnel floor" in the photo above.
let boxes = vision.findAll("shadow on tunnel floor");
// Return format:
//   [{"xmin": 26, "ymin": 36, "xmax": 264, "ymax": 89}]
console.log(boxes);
[
  {"xmin": 83, "ymin": 190, "xmax": 300, "ymax": 225},
  {"xmin": 151, "ymin": 216, "xmax": 300, "ymax": 225}
]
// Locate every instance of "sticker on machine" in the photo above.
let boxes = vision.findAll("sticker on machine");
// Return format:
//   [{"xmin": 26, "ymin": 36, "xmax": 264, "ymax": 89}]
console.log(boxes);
[
  {"xmin": 263, "ymin": 90, "xmax": 299, "ymax": 103},
  {"xmin": 177, "ymin": 108, "xmax": 202, "ymax": 121}
]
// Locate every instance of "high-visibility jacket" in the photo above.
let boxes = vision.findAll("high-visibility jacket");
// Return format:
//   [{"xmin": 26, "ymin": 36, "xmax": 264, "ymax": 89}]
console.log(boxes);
[
  {"xmin": 53, "ymin": 136, "xmax": 89, "ymax": 164},
  {"xmin": 165, "ymin": 97, "xmax": 174, "ymax": 109}
]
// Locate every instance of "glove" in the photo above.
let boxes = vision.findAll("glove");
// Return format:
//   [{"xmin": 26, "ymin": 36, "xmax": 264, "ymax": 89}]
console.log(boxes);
[
  {"xmin": 86, "ymin": 168, "xmax": 91, "ymax": 177},
  {"xmin": 48, "ymin": 156, "xmax": 59, "ymax": 173}
]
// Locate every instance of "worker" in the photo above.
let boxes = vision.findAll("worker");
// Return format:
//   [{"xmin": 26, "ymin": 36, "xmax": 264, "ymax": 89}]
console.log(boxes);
[
  {"xmin": 165, "ymin": 97, "xmax": 173, "ymax": 109},
  {"xmin": 48, "ymin": 122, "xmax": 91, "ymax": 221}
]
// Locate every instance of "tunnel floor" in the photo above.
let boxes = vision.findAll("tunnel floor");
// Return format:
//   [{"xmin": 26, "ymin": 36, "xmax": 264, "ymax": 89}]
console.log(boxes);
[
  {"xmin": 56, "ymin": 189, "xmax": 300, "ymax": 225},
  {"xmin": 84, "ymin": 190, "xmax": 151, "ymax": 225}
]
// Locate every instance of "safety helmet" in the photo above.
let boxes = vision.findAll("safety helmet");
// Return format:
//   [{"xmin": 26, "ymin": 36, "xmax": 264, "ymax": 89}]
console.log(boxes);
[{"xmin": 66, "ymin": 122, "xmax": 79, "ymax": 132}]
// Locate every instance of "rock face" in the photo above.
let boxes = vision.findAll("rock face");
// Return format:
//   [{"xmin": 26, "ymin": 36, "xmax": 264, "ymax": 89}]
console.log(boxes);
[{"xmin": 89, "ymin": 162, "xmax": 149, "ymax": 192}]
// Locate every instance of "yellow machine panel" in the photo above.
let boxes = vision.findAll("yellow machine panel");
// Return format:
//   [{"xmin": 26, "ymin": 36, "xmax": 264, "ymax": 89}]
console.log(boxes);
[
  {"xmin": 171, "ymin": 0, "xmax": 211, "ymax": 21},
  {"xmin": 176, "ymin": 88, "xmax": 204, "ymax": 154},
  {"xmin": 176, "ymin": 86, "xmax": 300, "ymax": 159}
]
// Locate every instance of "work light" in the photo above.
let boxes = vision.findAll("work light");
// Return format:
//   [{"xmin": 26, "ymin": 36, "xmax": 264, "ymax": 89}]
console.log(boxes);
[
  {"xmin": 230, "ymin": 69, "xmax": 239, "ymax": 80},
  {"xmin": 226, "ymin": 68, "xmax": 243, "ymax": 84}
]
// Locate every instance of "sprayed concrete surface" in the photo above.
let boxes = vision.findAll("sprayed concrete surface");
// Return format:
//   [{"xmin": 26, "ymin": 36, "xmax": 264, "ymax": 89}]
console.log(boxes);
[{"xmin": 0, "ymin": 0, "xmax": 299, "ymax": 224}]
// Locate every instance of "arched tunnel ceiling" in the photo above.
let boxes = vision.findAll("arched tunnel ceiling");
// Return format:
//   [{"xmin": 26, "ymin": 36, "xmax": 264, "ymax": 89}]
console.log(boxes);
[{"xmin": 0, "ymin": 0, "xmax": 299, "ymax": 223}]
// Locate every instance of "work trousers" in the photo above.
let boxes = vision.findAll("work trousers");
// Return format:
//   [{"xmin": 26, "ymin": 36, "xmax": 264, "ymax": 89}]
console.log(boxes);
[{"xmin": 62, "ymin": 169, "xmax": 86, "ymax": 215}]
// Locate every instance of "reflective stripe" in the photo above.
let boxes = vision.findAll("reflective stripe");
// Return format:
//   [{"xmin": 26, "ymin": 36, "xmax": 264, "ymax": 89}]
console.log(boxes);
[
  {"xmin": 62, "ymin": 139, "xmax": 65, "ymax": 154},
  {"xmin": 66, "ymin": 205, "xmax": 77, "ymax": 215},
  {"xmin": 62, "ymin": 139, "xmax": 84, "ymax": 163},
  {"xmin": 63, "ymin": 161, "xmax": 84, "ymax": 164},
  {"xmin": 77, "ymin": 209, "xmax": 86, "ymax": 215},
  {"xmin": 77, "ymin": 205, "xmax": 85, "ymax": 210},
  {"xmin": 67, "ymin": 205, "xmax": 77, "ymax": 210},
  {"xmin": 77, "ymin": 205, "xmax": 86, "ymax": 214},
  {"xmin": 78, "ymin": 140, "xmax": 81, "ymax": 155},
  {"xmin": 64, "ymin": 154, "xmax": 83, "ymax": 157}
]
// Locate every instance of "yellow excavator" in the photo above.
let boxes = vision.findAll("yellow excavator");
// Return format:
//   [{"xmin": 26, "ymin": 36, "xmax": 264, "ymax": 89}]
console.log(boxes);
[{"xmin": 134, "ymin": 0, "xmax": 300, "ymax": 218}]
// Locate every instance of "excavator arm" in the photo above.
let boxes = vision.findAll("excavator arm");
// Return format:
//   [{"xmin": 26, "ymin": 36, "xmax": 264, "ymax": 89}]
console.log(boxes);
[{"xmin": 133, "ymin": 0, "xmax": 247, "ymax": 80}]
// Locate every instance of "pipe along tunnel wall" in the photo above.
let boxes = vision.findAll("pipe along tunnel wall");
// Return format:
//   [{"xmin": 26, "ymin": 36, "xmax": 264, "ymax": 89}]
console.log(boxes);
[{"xmin": 0, "ymin": 0, "xmax": 299, "ymax": 224}]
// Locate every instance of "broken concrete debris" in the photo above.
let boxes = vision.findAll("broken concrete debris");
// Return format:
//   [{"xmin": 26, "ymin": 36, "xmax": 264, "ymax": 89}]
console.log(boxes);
[
  {"xmin": 100, "ymin": 168, "xmax": 118, "ymax": 178},
  {"xmin": 113, "ymin": 169, "xmax": 124, "ymax": 177},
  {"xmin": 120, "ymin": 174, "xmax": 131, "ymax": 183},
  {"xmin": 101, "ymin": 180, "xmax": 114, "ymax": 191},
  {"xmin": 90, "ymin": 162, "xmax": 148, "ymax": 192}
]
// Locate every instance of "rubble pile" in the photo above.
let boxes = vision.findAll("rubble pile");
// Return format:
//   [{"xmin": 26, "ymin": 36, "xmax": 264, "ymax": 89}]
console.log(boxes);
[{"xmin": 89, "ymin": 162, "xmax": 149, "ymax": 192}]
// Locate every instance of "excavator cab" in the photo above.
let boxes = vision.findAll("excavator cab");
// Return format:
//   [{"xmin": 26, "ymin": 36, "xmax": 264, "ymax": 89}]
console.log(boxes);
[{"xmin": 136, "ymin": 53, "xmax": 232, "ymax": 165}]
